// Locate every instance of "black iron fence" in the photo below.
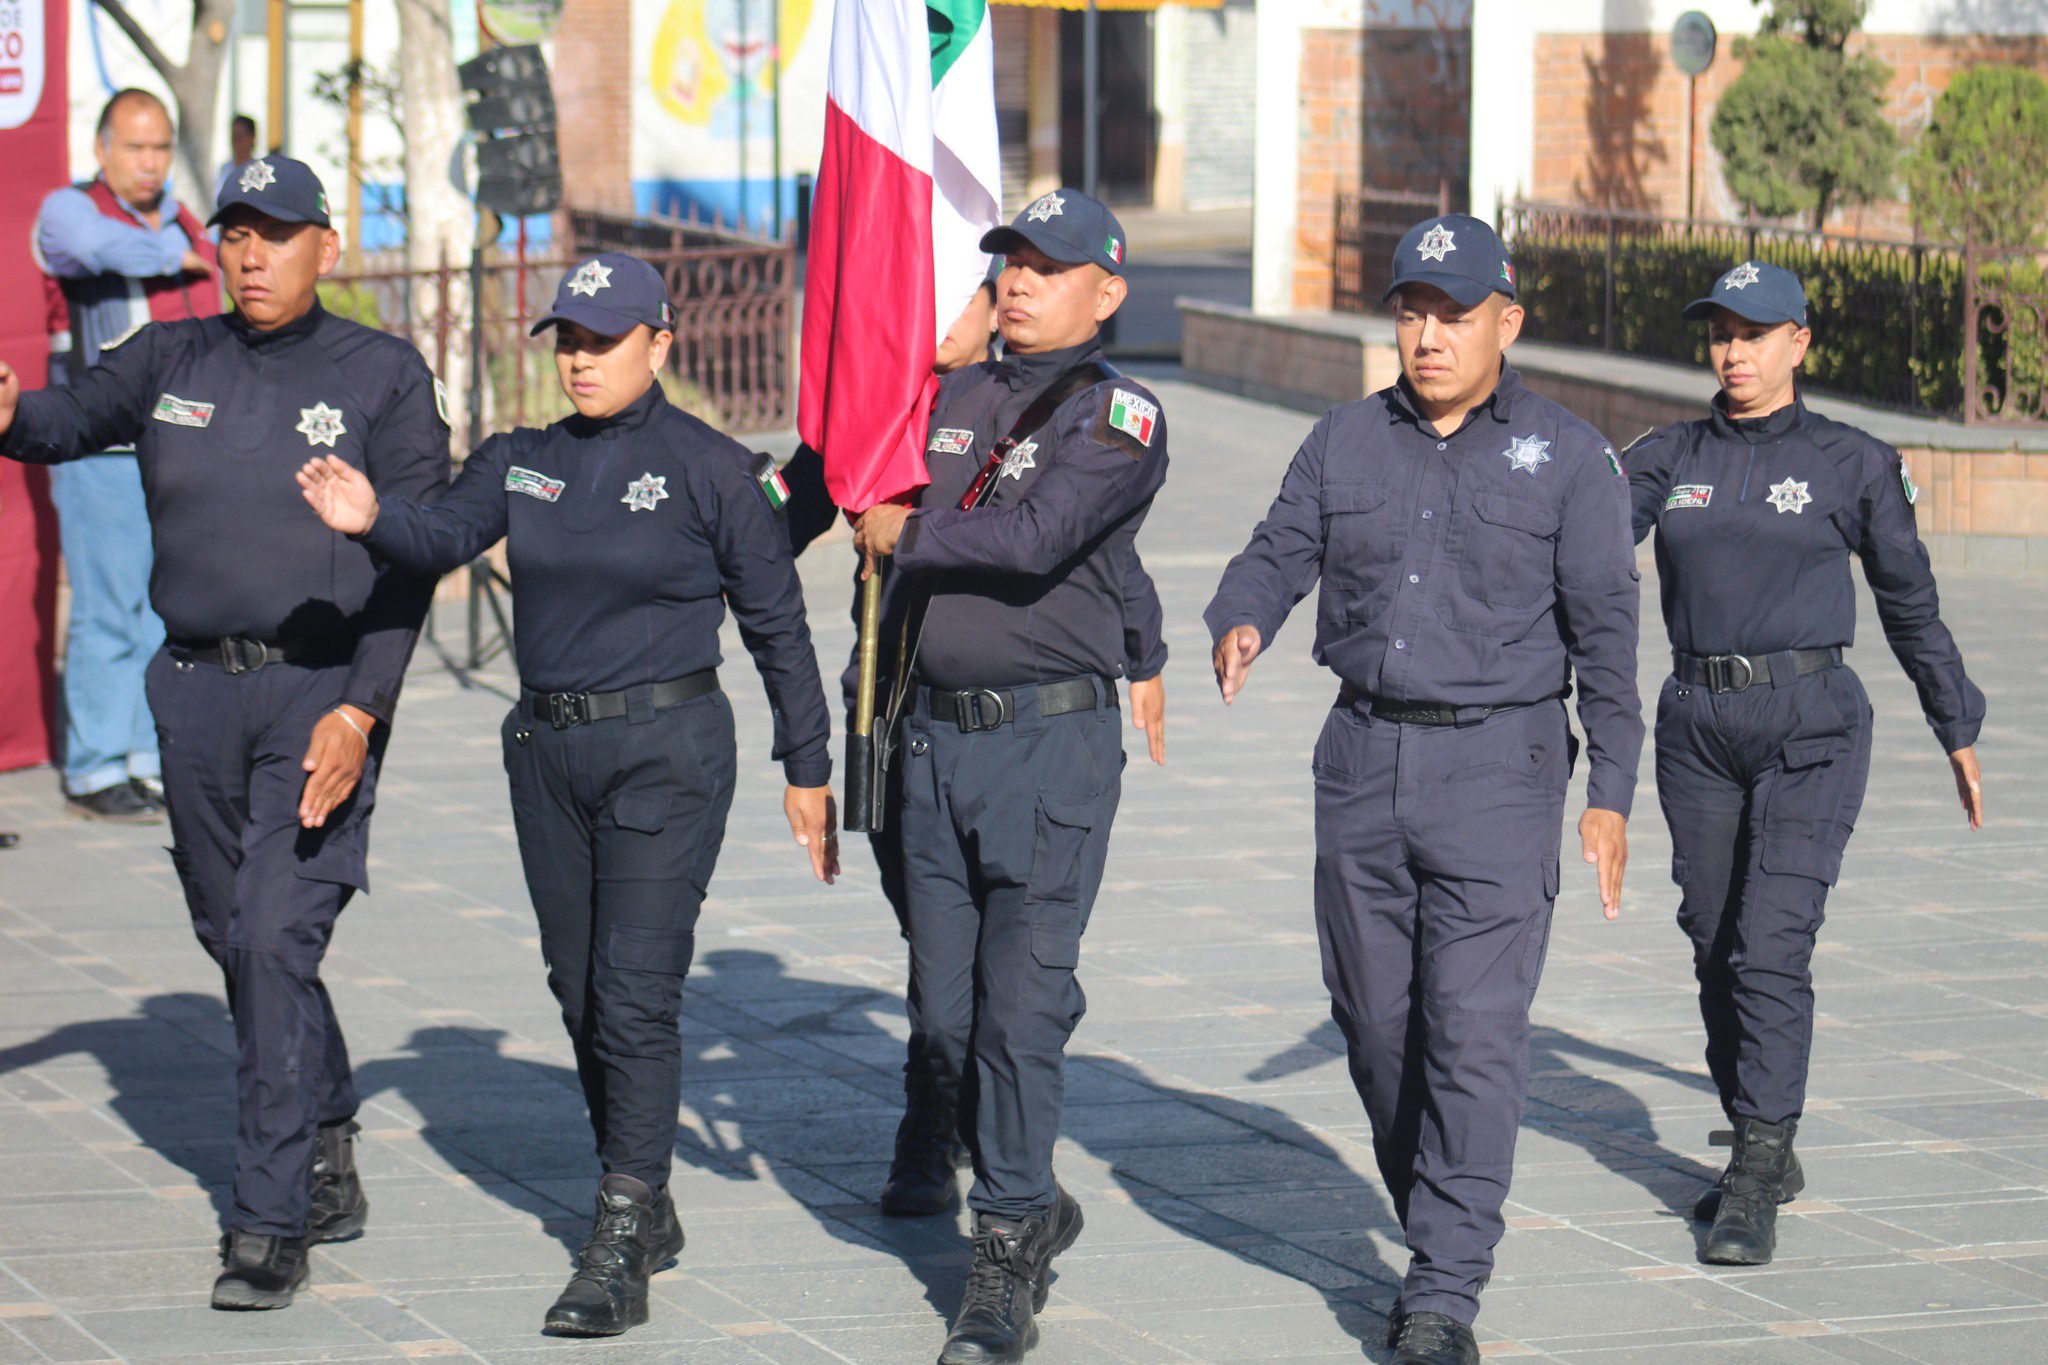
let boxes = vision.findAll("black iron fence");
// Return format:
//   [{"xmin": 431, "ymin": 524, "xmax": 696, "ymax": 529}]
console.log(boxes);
[
  {"xmin": 1334, "ymin": 196, "xmax": 2048, "ymax": 424},
  {"xmin": 1331, "ymin": 181, "xmax": 1461, "ymax": 314}
]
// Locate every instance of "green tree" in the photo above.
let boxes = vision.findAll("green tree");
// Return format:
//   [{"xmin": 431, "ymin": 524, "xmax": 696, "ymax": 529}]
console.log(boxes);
[
  {"xmin": 1711, "ymin": 1, "xmax": 1897, "ymax": 231},
  {"xmin": 1906, "ymin": 65, "xmax": 2048, "ymax": 247}
]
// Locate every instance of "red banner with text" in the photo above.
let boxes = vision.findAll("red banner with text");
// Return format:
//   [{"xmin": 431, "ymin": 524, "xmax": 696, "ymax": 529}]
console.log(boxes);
[{"xmin": 0, "ymin": 0, "xmax": 66, "ymax": 771}]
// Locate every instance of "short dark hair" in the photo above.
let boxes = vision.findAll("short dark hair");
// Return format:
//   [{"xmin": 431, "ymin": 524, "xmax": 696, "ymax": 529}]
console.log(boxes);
[
  {"xmin": 231, "ymin": 114, "xmax": 257, "ymax": 137},
  {"xmin": 95, "ymin": 88, "xmax": 169, "ymax": 140}
]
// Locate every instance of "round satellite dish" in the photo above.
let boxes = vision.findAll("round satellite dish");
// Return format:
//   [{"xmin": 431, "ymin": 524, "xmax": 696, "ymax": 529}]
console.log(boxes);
[{"xmin": 1672, "ymin": 11, "xmax": 1718, "ymax": 77}]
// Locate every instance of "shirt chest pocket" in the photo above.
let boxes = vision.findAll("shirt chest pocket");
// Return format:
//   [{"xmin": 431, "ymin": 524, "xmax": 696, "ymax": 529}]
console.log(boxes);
[
  {"xmin": 1456, "ymin": 491, "xmax": 1559, "ymax": 609},
  {"xmin": 1319, "ymin": 481, "xmax": 1395, "ymax": 590}
]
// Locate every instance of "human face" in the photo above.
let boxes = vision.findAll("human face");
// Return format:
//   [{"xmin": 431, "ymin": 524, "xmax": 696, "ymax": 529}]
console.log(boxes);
[
  {"xmin": 553, "ymin": 322, "xmax": 673, "ymax": 419},
  {"xmin": 97, "ymin": 99, "xmax": 173, "ymax": 213},
  {"xmin": 1393, "ymin": 285, "xmax": 1522, "ymax": 431},
  {"xmin": 995, "ymin": 243, "xmax": 1125, "ymax": 354},
  {"xmin": 217, "ymin": 210, "xmax": 339, "ymax": 330},
  {"xmin": 934, "ymin": 284, "xmax": 997, "ymax": 374},
  {"xmin": 1706, "ymin": 307, "xmax": 1810, "ymax": 418},
  {"xmin": 231, "ymin": 123, "xmax": 256, "ymax": 163}
]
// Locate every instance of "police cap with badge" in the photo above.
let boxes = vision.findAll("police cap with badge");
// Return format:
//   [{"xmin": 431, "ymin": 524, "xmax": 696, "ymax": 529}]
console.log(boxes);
[
  {"xmin": 209, "ymin": 155, "xmax": 333, "ymax": 228},
  {"xmin": 1384, "ymin": 212, "xmax": 1518, "ymax": 307},
  {"xmin": 531, "ymin": 253, "xmax": 677, "ymax": 337},
  {"xmin": 1682, "ymin": 260, "xmax": 1808, "ymax": 327},
  {"xmin": 981, "ymin": 187, "xmax": 1129, "ymax": 276}
]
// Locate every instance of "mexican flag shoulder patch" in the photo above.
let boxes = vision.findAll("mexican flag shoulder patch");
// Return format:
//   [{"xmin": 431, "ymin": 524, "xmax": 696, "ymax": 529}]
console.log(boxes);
[
  {"xmin": 751, "ymin": 452, "xmax": 790, "ymax": 514},
  {"xmin": 1108, "ymin": 388, "xmax": 1157, "ymax": 447}
]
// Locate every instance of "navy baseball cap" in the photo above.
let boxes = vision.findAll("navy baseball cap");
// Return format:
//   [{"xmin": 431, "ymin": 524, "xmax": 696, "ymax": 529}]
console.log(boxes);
[
  {"xmin": 530, "ymin": 253, "xmax": 675, "ymax": 337},
  {"xmin": 209, "ymin": 155, "xmax": 332, "ymax": 228},
  {"xmin": 1682, "ymin": 260, "xmax": 1808, "ymax": 326},
  {"xmin": 1383, "ymin": 213, "xmax": 1517, "ymax": 309},
  {"xmin": 981, "ymin": 188, "xmax": 1128, "ymax": 277}
]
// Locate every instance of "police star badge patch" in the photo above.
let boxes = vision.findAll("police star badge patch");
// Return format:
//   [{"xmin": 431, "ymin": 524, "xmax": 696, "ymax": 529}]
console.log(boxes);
[
  {"xmin": 1026, "ymin": 192, "xmax": 1065, "ymax": 223},
  {"xmin": 296, "ymin": 402, "xmax": 347, "ymax": 448},
  {"xmin": 567, "ymin": 261, "xmax": 613, "ymax": 297},
  {"xmin": 1502, "ymin": 433, "xmax": 1552, "ymax": 475},
  {"xmin": 1722, "ymin": 261, "xmax": 1762, "ymax": 292},
  {"xmin": 1767, "ymin": 476, "xmax": 1812, "ymax": 515},
  {"xmin": 1000, "ymin": 439, "xmax": 1038, "ymax": 482},
  {"xmin": 1416, "ymin": 223, "xmax": 1457, "ymax": 262},
  {"xmin": 621, "ymin": 472, "xmax": 669, "ymax": 512},
  {"xmin": 239, "ymin": 159, "xmax": 277, "ymax": 194}
]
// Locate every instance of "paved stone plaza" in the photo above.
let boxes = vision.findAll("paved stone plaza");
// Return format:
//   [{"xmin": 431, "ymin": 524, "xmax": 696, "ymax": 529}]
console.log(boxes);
[{"xmin": 2, "ymin": 376, "xmax": 2044, "ymax": 1363}]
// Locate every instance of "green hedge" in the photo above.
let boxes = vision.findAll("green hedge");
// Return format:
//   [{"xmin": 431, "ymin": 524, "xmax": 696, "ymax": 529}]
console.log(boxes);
[{"xmin": 1507, "ymin": 224, "xmax": 1980, "ymax": 414}]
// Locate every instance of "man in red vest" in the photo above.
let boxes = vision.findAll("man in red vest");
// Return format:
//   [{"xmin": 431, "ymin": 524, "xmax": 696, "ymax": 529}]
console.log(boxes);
[{"xmin": 35, "ymin": 88, "xmax": 219, "ymax": 822}]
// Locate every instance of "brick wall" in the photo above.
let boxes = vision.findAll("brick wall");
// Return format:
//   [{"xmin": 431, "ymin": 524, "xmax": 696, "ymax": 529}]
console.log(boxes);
[
  {"xmin": 1295, "ymin": 23, "xmax": 1470, "ymax": 310},
  {"xmin": 1531, "ymin": 30, "xmax": 2048, "ymax": 239},
  {"xmin": 550, "ymin": 0, "xmax": 635, "ymax": 217}
]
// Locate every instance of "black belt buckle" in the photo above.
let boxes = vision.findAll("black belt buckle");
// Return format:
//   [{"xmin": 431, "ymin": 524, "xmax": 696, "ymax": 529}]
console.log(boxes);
[
  {"xmin": 951, "ymin": 688, "xmax": 1011, "ymax": 733},
  {"xmin": 219, "ymin": 637, "xmax": 268, "ymax": 675},
  {"xmin": 546, "ymin": 692, "xmax": 591, "ymax": 729},
  {"xmin": 1704, "ymin": 654, "xmax": 1754, "ymax": 694}
]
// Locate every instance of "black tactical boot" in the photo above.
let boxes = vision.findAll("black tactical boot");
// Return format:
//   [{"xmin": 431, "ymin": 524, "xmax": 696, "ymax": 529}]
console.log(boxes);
[
  {"xmin": 211, "ymin": 1229, "xmax": 310, "ymax": 1310},
  {"xmin": 308, "ymin": 1118, "xmax": 368, "ymax": 1244},
  {"xmin": 1702, "ymin": 1118, "xmax": 1799, "ymax": 1265},
  {"xmin": 1694, "ymin": 1124, "xmax": 1803, "ymax": 1221},
  {"xmin": 1386, "ymin": 1311, "xmax": 1480, "ymax": 1365},
  {"xmin": 938, "ymin": 1207, "xmax": 1064, "ymax": 1364},
  {"xmin": 1031, "ymin": 1185, "xmax": 1084, "ymax": 1310},
  {"xmin": 880, "ymin": 1071, "xmax": 970, "ymax": 1217},
  {"xmin": 543, "ymin": 1174, "xmax": 685, "ymax": 1336}
]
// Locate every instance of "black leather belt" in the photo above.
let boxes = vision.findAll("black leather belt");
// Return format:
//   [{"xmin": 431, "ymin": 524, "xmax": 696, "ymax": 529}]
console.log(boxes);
[
  {"xmin": 925, "ymin": 676, "xmax": 1114, "ymax": 733},
  {"xmin": 170, "ymin": 636, "xmax": 338, "ymax": 675},
  {"xmin": 522, "ymin": 669, "xmax": 720, "ymax": 729},
  {"xmin": 1674, "ymin": 647, "xmax": 1841, "ymax": 694},
  {"xmin": 1339, "ymin": 684, "xmax": 1550, "ymax": 728}
]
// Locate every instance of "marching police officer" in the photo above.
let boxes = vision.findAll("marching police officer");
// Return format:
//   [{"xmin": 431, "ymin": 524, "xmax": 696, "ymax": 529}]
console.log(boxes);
[
  {"xmin": 0, "ymin": 157, "xmax": 447, "ymax": 1309},
  {"xmin": 1205, "ymin": 215, "xmax": 1642, "ymax": 1365},
  {"xmin": 852, "ymin": 189, "xmax": 1168, "ymax": 1364},
  {"xmin": 297, "ymin": 252, "xmax": 837, "ymax": 1337},
  {"xmin": 1626, "ymin": 262, "xmax": 1985, "ymax": 1266},
  {"xmin": 782, "ymin": 268, "xmax": 1168, "ymax": 1222}
]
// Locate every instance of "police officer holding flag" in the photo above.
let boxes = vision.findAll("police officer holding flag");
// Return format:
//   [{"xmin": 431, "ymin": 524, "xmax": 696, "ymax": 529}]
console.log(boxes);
[
  {"xmin": 1626, "ymin": 261, "xmax": 1985, "ymax": 1267},
  {"xmin": 1205, "ymin": 214, "xmax": 1642, "ymax": 1365},
  {"xmin": 0, "ymin": 156, "xmax": 446, "ymax": 1310},
  {"xmin": 853, "ymin": 188, "xmax": 1168, "ymax": 1364}
]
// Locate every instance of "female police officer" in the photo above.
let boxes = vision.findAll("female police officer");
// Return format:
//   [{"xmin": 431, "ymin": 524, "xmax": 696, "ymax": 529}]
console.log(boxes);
[
  {"xmin": 296, "ymin": 253, "xmax": 838, "ymax": 1335},
  {"xmin": 1626, "ymin": 261, "xmax": 1986, "ymax": 1267}
]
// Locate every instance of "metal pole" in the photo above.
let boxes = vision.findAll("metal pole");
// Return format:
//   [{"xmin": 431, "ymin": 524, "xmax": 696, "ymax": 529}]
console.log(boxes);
[
  {"xmin": 737, "ymin": 0, "xmax": 751, "ymax": 233},
  {"xmin": 267, "ymin": 0, "xmax": 287, "ymax": 154},
  {"xmin": 771, "ymin": 0, "xmax": 783, "ymax": 240},
  {"xmin": 1083, "ymin": 0, "xmax": 1099, "ymax": 199},
  {"xmin": 1686, "ymin": 74, "xmax": 1698, "ymax": 221},
  {"xmin": 845, "ymin": 572, "xmax": 883, "ymax": 833},
  {"xmin": 1602, "ymin": 211, "xmax": 1617, "ymax": 351},
  {"xmin": 346, "ymin": 0, "xmax": 364, "ymax": 271}
]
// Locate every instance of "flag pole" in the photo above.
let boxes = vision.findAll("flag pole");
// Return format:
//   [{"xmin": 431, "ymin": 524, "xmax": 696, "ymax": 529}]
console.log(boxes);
[{"xmin": 845, "ymin": 571, "xmax": 884, "ymax": 833}]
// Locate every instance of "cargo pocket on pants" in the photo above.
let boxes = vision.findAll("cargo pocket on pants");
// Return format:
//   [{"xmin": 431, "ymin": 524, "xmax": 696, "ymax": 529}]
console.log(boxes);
[
  {"xmin": 1029, "ymin": 793, "xmax": 1096, "ymax": 908},
  {"xmin": 1760, "ymin": 736, "xmax": 1852, "ymax": 884},
  {"xmin": 610, "ymin": 789, "xmax": 672, "ymax": 835},
  {"xmin": 600, "ymin": 922, "xmax": 695, "ymax": 977}
]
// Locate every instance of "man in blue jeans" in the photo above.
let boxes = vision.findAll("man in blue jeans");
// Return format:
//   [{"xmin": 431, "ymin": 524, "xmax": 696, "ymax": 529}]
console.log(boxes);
[{"xmin": 36, "ymin": 89, "xmax": 220, "ymax": 821}]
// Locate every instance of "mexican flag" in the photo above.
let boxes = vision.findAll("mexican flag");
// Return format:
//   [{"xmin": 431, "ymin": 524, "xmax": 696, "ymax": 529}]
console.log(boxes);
[{"xmin": 799, "ymin": 0, "xmax": 1002, "ymax": 515}]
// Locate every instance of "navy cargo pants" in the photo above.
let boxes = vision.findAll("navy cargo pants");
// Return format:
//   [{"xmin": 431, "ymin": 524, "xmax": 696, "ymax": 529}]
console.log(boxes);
[
  {"xmin": 502, "ymin": 688, "xmax": 736, "ymax": 1191},
  {"xmin": 1655, "ymin": 664, "xmax": 1872, "ymax": 1126},
  {"xmin": 1313, "ymin": 695, "xmax": 1571, "ymax": 1326},
  {"xmin": 146, "ymin": 645, "xmax": 378, "ymax": 1238},
  {"xmin": 898, "ymin": 678, "xmax": 1122, "ymax": 1221}
]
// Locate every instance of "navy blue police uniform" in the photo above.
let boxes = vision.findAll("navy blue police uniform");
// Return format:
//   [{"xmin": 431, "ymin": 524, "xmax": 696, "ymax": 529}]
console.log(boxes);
[
  {"xmin": 880, "ymin": 191, "xmax": 1168, "ymax": 1360},
  {"xmin": 0, "ymin": 160, "xmax": 446, "ymax": 1255},
  {"xmin": 1625, "ymin": 262, "xmax": 1984, "ymax": 1251},
  {"xmin": 1205, "ymin": 216, "xmax": 1644, "ymax": 1343},
  {"xmin": 782, "ymin": 432, "xmax": 1166, "ymax": 1216},
  {"xmin": 347, "ymin": 255, "xmax": 830, "ymax": 1331}
]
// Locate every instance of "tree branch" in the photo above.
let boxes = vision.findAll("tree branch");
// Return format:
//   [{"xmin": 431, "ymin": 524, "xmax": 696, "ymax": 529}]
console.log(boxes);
[{"xmin": 89, "ymin": 0, "xmax": 182, "ymax": 87}]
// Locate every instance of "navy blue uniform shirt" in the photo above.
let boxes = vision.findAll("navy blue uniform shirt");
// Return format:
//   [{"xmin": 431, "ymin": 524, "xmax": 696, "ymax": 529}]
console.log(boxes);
[
  {"xmin": 896, "ymin": 339, "xmax": 1170, "ymax": 691},
  {"xmin": 0, "ymin": 305, "xmax": 447, "ymax": 720},
  {"xmin": 780, "ymin": 441, "xmax": 1168, "ymax": 684},
  {"xmin": 1205, "ymin": 366, "xmax": 1645, "ymax": 816},
  {"xmin": 359, "ymin": 384, "xmax": 832, "ymax": 787},
  {"xmin": 1626, "ymin": 395, "xmax": 1985, "ymax": 753}
]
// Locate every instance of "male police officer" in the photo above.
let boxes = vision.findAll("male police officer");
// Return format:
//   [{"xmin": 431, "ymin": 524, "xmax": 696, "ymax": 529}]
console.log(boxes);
[
  {"xmin": 0, "ymin": 157, "xmax": 447, "ymax": 1310},
  {"xmin": 1205, "ymin": 215, "xmax": 1642, "ymax": 1365},
  {"xmin": 854, "ymin": 189, "xmax": 1168, "ymax": 1364},
  {"xmin": 782, "ymin": 267, "xmax": 1168, "ymax": 1221}
]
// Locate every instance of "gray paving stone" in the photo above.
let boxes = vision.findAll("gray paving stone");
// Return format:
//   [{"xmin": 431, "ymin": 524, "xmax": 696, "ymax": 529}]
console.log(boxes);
[{"xmin": 1, "ymin": 374, "xmax": 2042, "ymax": 1361}]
